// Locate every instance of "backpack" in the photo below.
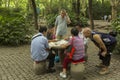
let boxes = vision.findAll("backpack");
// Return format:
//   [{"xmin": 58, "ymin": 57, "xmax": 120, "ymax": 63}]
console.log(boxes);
[{"xmin": 92, "ymin": 31, "xmax": 117, "ymax": 46}]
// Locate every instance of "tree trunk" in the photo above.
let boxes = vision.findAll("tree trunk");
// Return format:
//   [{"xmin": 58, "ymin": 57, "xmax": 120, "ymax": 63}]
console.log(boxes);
[
  {"xmin": 110, "ymin": 0, "xmax": 120, "ymax": 20},
  {"xmin": 102, "ymin": 0, "xmax": 104, "ymax": 17},
  {"xmin": 88, "ymin": 0, "xmax": 94, "ymax": 30},
  {"xmin": 76, "ymin": 0, "xmax": 80, "ymax": 21},
  {"xmin": 112, "ymin": 6, "xmax": 117, "ymax": 20},
  {"xmin": 30, "ymin": 0, "xmax": 38, "ymax": 29},
  {"xmin": 8, "ymin": 0, "xmax": 10, "ymax": 8},
  {"xmin": 72, "ymin": 0, "xmax": 77, "ymax": 13}
]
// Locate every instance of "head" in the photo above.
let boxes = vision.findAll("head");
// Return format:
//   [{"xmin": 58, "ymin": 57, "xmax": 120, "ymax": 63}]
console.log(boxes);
[
  {"xmin": 60, "ymin": 9, "xmax": 66, "ymax": 18},
  {"xmin": 76, "ymin": 23, "xmax": 84, "ymax": 32},
  {"xmin": 47, "ymin": 25, "xmax": 54, "ymax": 34},
  {"xmin": 39, "ymin": 26, "xmax": 47, "ymax": 36},
  {"xmin": 71, "ymin": 27, "xmax": 79, "ymax": 36},
  {"xmin": 83, "ymin": 28, "xmax": 92, "ymax": 38}
]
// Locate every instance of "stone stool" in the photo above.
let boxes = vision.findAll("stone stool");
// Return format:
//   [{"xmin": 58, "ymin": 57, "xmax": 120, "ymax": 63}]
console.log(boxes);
[
  {"xmin": 70, "ymin": 62, "xmax": 85, "ymax": 80},
  {"xmin": 33, "ymin": 61, "xmax": 46, "ymax": 75}
]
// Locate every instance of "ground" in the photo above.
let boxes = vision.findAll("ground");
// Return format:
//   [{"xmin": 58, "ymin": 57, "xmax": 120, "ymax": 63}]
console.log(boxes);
[{"xmin": 0, "ymin": 20, "xmax": 120, "ymax": 80}]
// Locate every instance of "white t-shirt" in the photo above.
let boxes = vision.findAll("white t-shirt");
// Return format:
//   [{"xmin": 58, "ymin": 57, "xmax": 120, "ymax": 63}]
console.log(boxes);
[{"xmin": 78, "ymin": 29, "xmax": 89, "ymax": 45}]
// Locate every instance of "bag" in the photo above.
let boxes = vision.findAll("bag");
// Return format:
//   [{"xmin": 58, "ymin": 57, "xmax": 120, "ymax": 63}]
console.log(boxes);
[
  {"xmin": 92, "ymin": 31, "xmax": 117, "ymax": 46},
  {"xmin": 65, "ymin": 37, "xmax": 75, "ymax": 59}
]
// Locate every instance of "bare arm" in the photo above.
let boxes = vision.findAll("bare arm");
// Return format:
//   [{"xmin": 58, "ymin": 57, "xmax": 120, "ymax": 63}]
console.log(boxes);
[
  {"xmin": 93, "ymin": 34, "xmax": 107, "ymax": 56},
  {"xmin": 66, "ymin": 13, "xmax": 71, "ymax": 24}
]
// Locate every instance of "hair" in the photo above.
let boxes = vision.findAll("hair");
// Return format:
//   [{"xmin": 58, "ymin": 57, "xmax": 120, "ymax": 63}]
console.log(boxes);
[
  {"xmin": 71, "ymin": 27, "xmax": 79, "ymax": 36},
  {"xmin": 39, "ymin": 26, "xmax": 47, "ymax": 33},
  {"xmin": 48, "ymin": 24, "xmax": 54, "ymax": 29},
  {"xmin": 60, "ymin": 9, "xmax": 66, "ymax": 14},
  {"xmin": 60, "ymin": 9, "xmax": 66, "ymax": 13},
  {"xmin": 76, "ymin": 22, "xmax": 84, "ymax": 28},
  {"xmin": 109, "ymin": 31, "xmax": 117, "ymax": 37}
]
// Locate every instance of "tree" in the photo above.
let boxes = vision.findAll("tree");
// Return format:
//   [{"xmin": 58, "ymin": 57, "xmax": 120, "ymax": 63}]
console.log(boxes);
[
  {"xmin": 76, "ymin": 0, "xmax": 80, "ymax": 21},
  {"xmin": 110, "ymin": 0, "xmax": 120, "ymax": 20},
  {"xmin": 88, "ymin": 0, "xmax": 94, "ymax": 29},
  {"xmin": 30, "ymin": 0, "xmax": 38, "ymax": 29}
]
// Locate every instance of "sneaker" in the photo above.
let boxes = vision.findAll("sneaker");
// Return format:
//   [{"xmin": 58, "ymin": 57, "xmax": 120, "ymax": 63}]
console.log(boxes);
[
  {"xmin": 99, "ymin": 68, "xmax": 109, "ymax": 75},
  {"xmin": 47, "ymin": 69, "xmax": 56, "ymax": 73},
  {"xmin": 60, "ymin": 72, "xmax": 67, "ymax": 78}
]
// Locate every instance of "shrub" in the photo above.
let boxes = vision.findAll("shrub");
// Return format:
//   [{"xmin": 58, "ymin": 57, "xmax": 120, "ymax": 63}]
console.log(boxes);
[
  {"xmin": 0, "ymin": 8, "xmax": 34, "ymax": 46},
  {"xmin": 46, "ymin": 12, "xmax": 88, "ymax": 27},
  {"xmin": 111, "ymin": 17, "xmax": 120, "ymax": 54}
]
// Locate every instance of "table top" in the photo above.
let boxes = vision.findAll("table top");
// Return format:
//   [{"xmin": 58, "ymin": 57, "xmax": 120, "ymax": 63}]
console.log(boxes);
[{"xmin": 49, "ymin": 40, "xmax": 68, "ymax": 49}]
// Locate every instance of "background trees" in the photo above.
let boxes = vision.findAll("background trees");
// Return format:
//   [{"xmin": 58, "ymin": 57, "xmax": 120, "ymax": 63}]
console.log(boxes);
[{"xmin": 0, "ymin": 0, "xmax": 120, "ymax": 46}]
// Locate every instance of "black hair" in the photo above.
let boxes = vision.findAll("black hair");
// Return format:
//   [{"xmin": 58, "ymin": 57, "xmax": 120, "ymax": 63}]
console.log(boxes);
[
  {"xmin": 109, "ymin": 31, "xmax": 117, "ymax": 37},
  {"xmin": 71, "ymin": 27, "xmax": 79, "ymax": 36},
  {"xmin": 48, "ymin": 24, "xmax": 54, "ymax": 29},
  {"xmin": 39, "ymin": 26, "xmax": 47, "ymax": 33},
  {"xmin": 76, "ymin": 23, "xmax": 84, "ymax": 28}
]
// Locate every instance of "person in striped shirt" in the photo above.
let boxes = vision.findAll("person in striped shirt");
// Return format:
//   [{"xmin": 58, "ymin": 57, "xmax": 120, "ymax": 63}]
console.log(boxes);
[{"xmin": 59, "ymin": 27, "xmax": 85, "ymax": 78}]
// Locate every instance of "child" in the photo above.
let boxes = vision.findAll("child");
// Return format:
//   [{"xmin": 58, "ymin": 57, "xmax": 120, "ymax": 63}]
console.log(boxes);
[
  {"xmin": 47, "ymin": 25, "xmax": 56, "ymax": 42},
  {"xmin": 47, "ymin": 25, "xmax": 60, "ymax": 63}
]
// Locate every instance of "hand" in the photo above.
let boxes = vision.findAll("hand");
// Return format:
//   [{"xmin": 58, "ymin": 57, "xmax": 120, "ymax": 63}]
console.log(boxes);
[
  {"xmin": 64, "ymin": 37, "xmax": 69, "ymax": 40},
  {"xmin": 101, "ymin": 52, "xmax": 107, "ymax": 57},
  {"xmin": 52, "ymin": 39, "xmax": 58, "ymax": 42},
  {"xmin": 61, "ymin": 44, "xmax": 66, "ymax": 48}
]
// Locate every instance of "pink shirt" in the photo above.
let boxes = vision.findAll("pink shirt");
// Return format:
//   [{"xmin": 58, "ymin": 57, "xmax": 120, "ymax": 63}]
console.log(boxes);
[{"xmin": 69, "ymin": 36, "xmax": 85, "ymax": 60}]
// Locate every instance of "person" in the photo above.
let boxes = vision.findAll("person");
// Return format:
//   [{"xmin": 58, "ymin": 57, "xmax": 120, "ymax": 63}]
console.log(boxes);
[
  {"xmin": 55, "ymin": 9, "xmax": 71, "ymax": 40},
  {"xmin": 104, "ymin": 15, "xmax": 108, "ymax": 21},
  {"xmin": 76, "ymin": 23, "xmax": 89, "ymax": 62},
  {"xmin": 59, "ymin": 27, "xmax": 85, "ymax": 78},
  {"xmin": 47, "ymin": 25, "xmax": 56, "ymax": 42},
  {"xmin": 108, "ymin": 15, "xmax": 111, "ymax": 22},
  {"xmin": 83, "ymin": 28, "xmax": 117, "ymax": 75},
  {"xmin": 31, "ymin": 26, "xmax": 56, "ymax": 74},
  {"xmin": 47, "ymin": 25, "xmax": 60, "ymax": 62}
]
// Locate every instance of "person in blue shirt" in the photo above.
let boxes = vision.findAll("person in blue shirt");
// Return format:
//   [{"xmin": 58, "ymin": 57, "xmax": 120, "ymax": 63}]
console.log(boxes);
[{"xmin": 31, "ymin": 26, "xmax": 55, "ymax": 74}]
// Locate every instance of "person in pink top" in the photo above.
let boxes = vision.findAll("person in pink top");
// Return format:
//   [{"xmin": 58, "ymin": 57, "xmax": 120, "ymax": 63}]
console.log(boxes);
[{"xmin": 59, "ymin": 27, "xmax": 85, "ymax": 78}]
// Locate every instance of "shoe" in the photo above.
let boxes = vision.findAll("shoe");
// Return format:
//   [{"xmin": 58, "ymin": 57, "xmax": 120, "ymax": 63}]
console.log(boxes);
[
  {"xmin": 47, "ymin": 69, "xmax": 56, "ymax": 73},
  {"xmin": 99, "ymin": 68, "xmax": 109, "ymax": 75},
  {"xmin": 60, "ymin": 72, "xmax": 67, "ymax": 78},
  {"xmin": 96, "ymin": 63, "xmax": 104, "ymax": 68}
]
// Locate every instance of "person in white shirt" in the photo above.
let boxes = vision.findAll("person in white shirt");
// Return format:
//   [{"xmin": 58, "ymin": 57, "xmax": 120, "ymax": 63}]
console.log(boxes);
[{"xmin": 76, "ymin": 23, "xmax": 89, "ymax": 62}]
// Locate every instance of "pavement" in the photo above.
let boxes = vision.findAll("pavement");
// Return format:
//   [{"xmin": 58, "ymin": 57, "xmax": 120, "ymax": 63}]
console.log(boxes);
[
  {"xmin": 0, "ymin": 40, "xmax": 120, "ymax": 80},
  {"xmin": 0, "ymin": 20, "xmax": 119, "ymax": 80}
]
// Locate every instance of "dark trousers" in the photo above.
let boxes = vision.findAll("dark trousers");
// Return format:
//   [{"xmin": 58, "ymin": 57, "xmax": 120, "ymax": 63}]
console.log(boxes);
[
  {"xmin": 99, "ymin": 53, "xmax": 111, "ymax": 66},
  {"xmin": 47, "ymin": 50, "xmax": 55, "ymax": 69},
  {"xmin": 99, "ymin": 43, "xmax": 116, "ymax": 67}
]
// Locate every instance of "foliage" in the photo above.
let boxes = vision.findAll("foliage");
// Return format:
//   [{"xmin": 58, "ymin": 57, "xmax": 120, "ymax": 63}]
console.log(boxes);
[
  {"xmin": 69, "ymin": 12, "xmax": 88, "ymax": 27},
  {"xmin": 46, "ymin": 12, "xmax": 88, "ymax": 27},
  {"xmin": 91, "ymin": 0, "xmax": 111, "ymax": 19},
  {"xmin": 0, "ymin": 8, "xmax": 34, "ymax": 46},
  {"xmin": 46, "ymin": 14, "xmax": 58, "ymax": 26},
  {"xmin": 111, "ymin": 16, "xmax": 120, "ymax": 54}
]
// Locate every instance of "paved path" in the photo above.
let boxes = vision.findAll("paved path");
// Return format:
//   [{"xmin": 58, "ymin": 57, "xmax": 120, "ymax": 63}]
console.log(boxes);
[
  {"xmin": 0, "ymin": 40, "xmax": 120, "ymax": 80},
  {"xmin": 0, "ymin": 20, "xmax": 120, "ymax": 80}
]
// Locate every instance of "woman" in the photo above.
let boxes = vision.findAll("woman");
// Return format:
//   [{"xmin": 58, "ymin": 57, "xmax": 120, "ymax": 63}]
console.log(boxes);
[{"xmin": 60, "ymin": 27, "xmax": 85, "ymax": 78}]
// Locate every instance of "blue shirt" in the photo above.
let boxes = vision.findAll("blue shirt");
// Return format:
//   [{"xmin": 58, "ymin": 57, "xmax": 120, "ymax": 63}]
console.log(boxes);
[{"xmin": 31, "ymin": 33, "xmax": 49, "ymax": 61}]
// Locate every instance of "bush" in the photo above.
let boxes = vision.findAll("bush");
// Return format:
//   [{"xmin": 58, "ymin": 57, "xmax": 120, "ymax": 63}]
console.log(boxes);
[
  {"xmin": 0, "ymin": 8, "xmax": 34, "ymax": 46},
  {"xmin": 46, "ymin": 12, "xmax": 88, "ymax": 27},
  {"xmin": 111, "ymin": 17, "xmax": 120, "ymax": 54},
  {"xmin": 69, "ymin": 12, "xmax": 88, "ymax": 27}
]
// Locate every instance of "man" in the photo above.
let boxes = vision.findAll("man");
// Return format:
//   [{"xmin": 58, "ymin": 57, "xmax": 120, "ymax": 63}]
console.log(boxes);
[
  {"xmin": 31, "ymin": 26, "xmax": 55, "ymax": 74},
  {"xmin": 55, "ymin": 9, "xmax": 71, "ymax": 39},
  {"xmin": 83, "ymin": 28, "xmax": 116, "ymax": 75}
]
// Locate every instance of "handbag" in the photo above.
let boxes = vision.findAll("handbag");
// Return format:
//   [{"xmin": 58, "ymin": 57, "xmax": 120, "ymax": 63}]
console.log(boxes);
[{"xmin": 66, "ymin": 37, "xmax": 75, "ymax": 59}]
